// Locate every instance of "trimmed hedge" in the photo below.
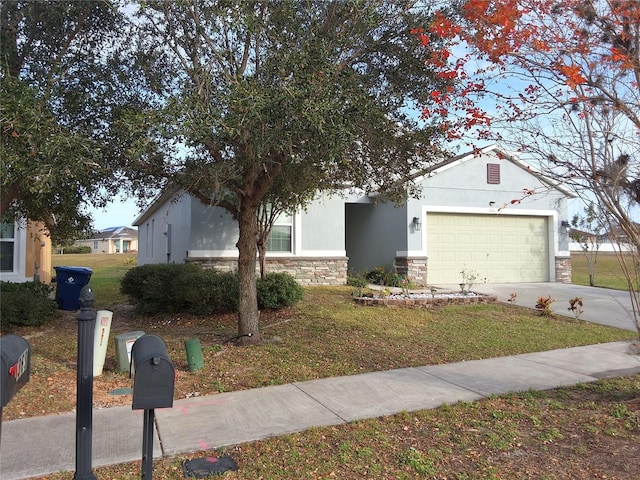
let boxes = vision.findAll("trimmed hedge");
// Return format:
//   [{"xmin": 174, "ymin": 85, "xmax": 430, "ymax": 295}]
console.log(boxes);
[
  {"xmin": 61, "ymin": 246, "xmax": 92, "ymax": 254},
  {"xmin": 121, "ymin": 264, "xmax": 302, "ymax": 314},
  {"xmin": 0, "ymin": 281, "xmax": 57, "ymax": 330}
]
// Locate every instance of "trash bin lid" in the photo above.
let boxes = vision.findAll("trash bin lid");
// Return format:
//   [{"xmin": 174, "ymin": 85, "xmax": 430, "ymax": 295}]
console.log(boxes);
[{"xmin": 54, "ymin": 266, "xmax": 93, "ymax": 274}]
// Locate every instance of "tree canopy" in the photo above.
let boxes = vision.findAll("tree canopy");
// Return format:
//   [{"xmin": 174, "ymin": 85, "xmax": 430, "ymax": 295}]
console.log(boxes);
[
  {"xmin": 0, "ymin": 0, "xmax": 132, "ymax": 243},
  {"xmin": 126, "ymin": 0, "xmax": 453, "ymax": 343}
]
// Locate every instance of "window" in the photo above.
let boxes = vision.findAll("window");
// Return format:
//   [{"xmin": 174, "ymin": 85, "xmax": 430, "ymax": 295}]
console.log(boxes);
[
  {"xmin": 265, "ymin": 212, "xmax": 293, "ymax": 253},
  {"xmin": 267, "ymin": 225, "xmax": 292, "ymax": 252},
  {"xmin": 93, "ymin": 241, "xmax": 99, "ymax": 250},
  {"xmin": 1, "ymin": 221, "xmax": 16, "ymax": 272},
  {"xmin": 487, "ymin": 163, "xmax": 501, "ymax": 184}
]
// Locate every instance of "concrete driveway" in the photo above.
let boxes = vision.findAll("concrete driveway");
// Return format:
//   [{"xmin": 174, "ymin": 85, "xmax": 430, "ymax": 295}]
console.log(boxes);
[{"xmin": 440, "ymin": 282, "xmax": 639, "ymax": 333}]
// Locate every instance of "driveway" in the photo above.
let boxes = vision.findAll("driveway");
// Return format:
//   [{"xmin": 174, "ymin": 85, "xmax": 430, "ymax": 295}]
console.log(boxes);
[{"xmin": 440, "ymin": 282, "xmax": 639, "ymax": 333}]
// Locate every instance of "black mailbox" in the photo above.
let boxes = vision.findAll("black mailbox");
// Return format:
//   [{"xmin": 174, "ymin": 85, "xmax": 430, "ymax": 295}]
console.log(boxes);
[
  {"xmin": 131, "ymin": 334, "xmax": 174, "ymax": 410},
  {"xmin": 0, "ymin": 335, "xmax": 30, "ymax": 407}
]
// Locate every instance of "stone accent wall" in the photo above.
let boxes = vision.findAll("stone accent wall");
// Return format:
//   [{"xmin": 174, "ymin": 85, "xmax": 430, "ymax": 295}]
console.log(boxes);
[
  {"xmin": 186, "ymin": 256, "xmax": 348, "ymax": 286},
  {"xmin": 555, "ymin": 256, "xmax": 572, "ymax": 283},
  {"xmin": 394, "ymin": 256, "xmax": 428, "ymax": 286},
  {"xmin": 354, "ymin": 294, "xmax": 498, "ymax": 307}
]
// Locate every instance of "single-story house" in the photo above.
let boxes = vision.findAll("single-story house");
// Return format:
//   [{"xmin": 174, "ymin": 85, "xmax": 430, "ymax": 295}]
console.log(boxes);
[
  {"xmin": 133, "ymin": 145, "xmax": 575, "ymax": 286},
  {"xmin": 74, "ymin": 226, "xmax": 138, "ymax": 254},
  {"xmin": 569, "ymin": 224, "xmax": 639, "ymax": 253},
  {"xmin": 0, "ymin": 219, "xmax": 52, "ymax": 283}
]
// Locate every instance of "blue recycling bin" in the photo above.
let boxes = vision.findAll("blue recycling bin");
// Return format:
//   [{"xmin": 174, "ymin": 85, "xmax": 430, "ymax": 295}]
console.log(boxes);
[{"xmin": 54, "ymin": 266, "xmax": 93, "ymax": 311}]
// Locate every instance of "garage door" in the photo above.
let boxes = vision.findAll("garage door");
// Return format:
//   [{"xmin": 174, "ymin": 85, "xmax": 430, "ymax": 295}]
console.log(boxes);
[{"xmin": 426, "ymin": 213, "xmax": 549, "ymax": 284}]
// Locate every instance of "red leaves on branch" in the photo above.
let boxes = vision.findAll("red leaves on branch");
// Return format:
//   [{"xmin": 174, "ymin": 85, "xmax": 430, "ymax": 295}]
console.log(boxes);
[
  {"xmin": 556, "ymin": 63, "xmax": 587, "ymax": 89},
  {"xmin": 411, "ymin": 0, "xmax": 640, "ymax": 141}
]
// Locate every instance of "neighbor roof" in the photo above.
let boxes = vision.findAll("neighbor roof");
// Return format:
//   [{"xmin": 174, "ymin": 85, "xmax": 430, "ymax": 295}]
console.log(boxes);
[{"xmin": 90, "ymin": 226, "xmax": 138, "ymax": 240}]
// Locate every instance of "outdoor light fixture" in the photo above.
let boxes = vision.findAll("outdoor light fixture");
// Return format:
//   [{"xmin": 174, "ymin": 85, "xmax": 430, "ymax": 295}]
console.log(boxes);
[
  {"xmin": 561, "ymin": 220, "xmax": 571, "ymax": 233},
  {"xmin": 412, "ymin": 216, "xmax": 422, "ymax": 231},
  {"xmin": 489, "ymin": 201, "xmax": 496, "ymax": 206}
]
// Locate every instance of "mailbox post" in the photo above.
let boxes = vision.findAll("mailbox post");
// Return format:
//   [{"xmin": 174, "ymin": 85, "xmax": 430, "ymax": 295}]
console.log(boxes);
[
  {"xmin": 0, "ymin": 334, "xmax": 30, "ymax": 446},
  {"xmin": 131, "ymin": 334, "xmax": 175, "ymax": 479},
  {"xmin": 74, "ymin": 285, "xmax": 97, "ymax": 480}
]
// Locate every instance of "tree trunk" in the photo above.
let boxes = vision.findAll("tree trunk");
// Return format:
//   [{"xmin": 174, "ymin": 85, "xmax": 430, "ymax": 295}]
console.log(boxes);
[
  {"xmin": 235, "ymin": 199, "xmax": 262, "ymax": 345},
  {"xmin": 258, "ymin": 241, "xmax": 267, "ymax": 279}
]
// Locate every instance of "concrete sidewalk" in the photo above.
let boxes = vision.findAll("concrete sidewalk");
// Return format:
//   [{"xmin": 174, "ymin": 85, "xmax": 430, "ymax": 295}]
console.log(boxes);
[{"xmin": 2, "ymin": 340, "xmax": 640, "ymax": 480}]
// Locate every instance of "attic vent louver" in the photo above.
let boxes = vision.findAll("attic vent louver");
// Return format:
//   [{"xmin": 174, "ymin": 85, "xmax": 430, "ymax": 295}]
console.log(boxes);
[{"xmin": 487, "ymin": 163, "xmax": 500, "ymax": 184}]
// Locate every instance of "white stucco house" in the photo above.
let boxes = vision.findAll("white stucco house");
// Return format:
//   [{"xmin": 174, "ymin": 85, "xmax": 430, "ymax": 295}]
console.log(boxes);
[
  {"xmin": 133, "ymin": 145, "xmax": 575, "ymax": 286},
  {"xmin": 73, "ymin": 226, "xmax": 138, "ymax": 254}
]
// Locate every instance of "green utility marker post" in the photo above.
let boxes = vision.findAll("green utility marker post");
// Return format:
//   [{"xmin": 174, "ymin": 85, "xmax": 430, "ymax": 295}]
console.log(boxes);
[{"xmin": 184, "ymin": 339, "xmax": 204, "ymax": 371}]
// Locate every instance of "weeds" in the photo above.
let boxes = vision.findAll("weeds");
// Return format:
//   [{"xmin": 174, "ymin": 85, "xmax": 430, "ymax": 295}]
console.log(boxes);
[{"xmin": 400, "ymin": 447, "xmax": 437, "ymax": 476}]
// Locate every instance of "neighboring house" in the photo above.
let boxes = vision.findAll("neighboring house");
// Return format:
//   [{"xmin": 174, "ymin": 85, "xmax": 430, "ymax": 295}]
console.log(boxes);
[
  {"xmin": 134, "ymin": 145, "xmax": 575, "ymax": 286},
  {"xmin": 0, "ymin": 219, "xmax": 52, "ymax": 283},
  {"xmin": 598, "ymin": 224, "xmax": 638, "ymax": 253},
  {"xmin": 569, "ymin": 224, "xmax": 640, "ymax": 253},
  {"xmin": 569, "ymin": 228, "xmax": 601, "ymax": 252},
  {"xmin": 75, "ymin": 226, "xmax": 138, "ymax": 254}
]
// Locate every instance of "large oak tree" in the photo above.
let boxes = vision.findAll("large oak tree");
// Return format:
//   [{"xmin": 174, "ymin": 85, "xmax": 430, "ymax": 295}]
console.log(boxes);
[{"xmin": 126, "ymin": 0, "xmax": 453, "ymax": 344}]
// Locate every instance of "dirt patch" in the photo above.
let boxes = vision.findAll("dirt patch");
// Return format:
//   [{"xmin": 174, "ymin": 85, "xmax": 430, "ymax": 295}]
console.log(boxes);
[{"xmin": 2, "ymin": 304, "xmax": 286, "ymax": 420}]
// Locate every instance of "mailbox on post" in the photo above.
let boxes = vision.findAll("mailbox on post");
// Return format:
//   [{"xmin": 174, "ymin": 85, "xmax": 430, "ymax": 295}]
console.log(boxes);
[
  {"xmin": 1, "ymin": 334, "xmax": 30, "ymax": 408},
  {"xmin": 131, "ymin": 334, "xmax": 175, "ymax": 410},
  {"xmin": 1, "ymin": 334, "xmax": 30, "ymax": 445},
  {"xmin": 131, "ymin": 334, "xmax": 175, "ymax": 480}
]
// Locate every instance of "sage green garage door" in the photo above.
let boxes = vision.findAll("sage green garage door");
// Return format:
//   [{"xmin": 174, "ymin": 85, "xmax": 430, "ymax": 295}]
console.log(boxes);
[{"xmin": 426, "ymin": 213, "xmax": 550, "ymax": 284}]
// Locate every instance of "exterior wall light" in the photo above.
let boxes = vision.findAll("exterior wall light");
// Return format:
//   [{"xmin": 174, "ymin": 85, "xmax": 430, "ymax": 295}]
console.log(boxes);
[
  {"xmin": 561, "ymin": 220, "xmax": 571, "ymax": 233},
  {"xmin": 412, "ymin": 216, "xmax": 422, "ymax": 231}
]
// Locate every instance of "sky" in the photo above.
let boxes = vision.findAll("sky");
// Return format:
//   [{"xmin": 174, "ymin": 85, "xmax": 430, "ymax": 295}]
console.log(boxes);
[{"xmin": 89, "ymin": 197, "xmax": 142, "ymax": 230}]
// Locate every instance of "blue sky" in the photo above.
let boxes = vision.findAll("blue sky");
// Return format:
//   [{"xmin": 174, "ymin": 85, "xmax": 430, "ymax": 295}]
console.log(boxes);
[{"xmin": 89, "ymin": 197, "xmax": 141, "ymax": 230}]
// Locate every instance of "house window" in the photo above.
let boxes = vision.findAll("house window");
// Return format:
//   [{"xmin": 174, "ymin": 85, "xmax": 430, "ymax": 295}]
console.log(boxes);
[
  {"xmin": 0, "ymin": 221, "xmax": 16, "ymax": 272},
  {"xmin": 487, "ymin": 163, "xmax": 501, "ymax": 184},
  {"xmin": 267, "ymin": 225, "xmax": 292, "ymax": 252},
  {"xmin": 93, "ymin": 241, "xmax": 99, "ymax": 250}
]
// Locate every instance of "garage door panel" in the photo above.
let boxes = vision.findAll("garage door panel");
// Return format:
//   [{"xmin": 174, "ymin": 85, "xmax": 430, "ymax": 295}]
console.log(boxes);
[{"xmin": 426, "ymin": 213, "xmax": 549, "ymax": 283}]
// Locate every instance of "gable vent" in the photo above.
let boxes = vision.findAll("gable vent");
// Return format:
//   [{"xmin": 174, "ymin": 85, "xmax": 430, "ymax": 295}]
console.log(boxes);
[{"xmin": 487, "ymin": 163, "xmax": 501, "ymax": 184}]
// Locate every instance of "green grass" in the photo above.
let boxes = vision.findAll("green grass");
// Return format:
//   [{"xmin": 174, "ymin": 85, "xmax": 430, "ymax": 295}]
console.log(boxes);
[
  {"xmin": 13, "ymin": 253, "xmax": 640, "ymax": 479},
  {"xmin": 51, "ymin": 253, "xmax": 136, "ymax": 307},
  {"xmin": 37, "ymin": 376, "xmax": 640, "ymax": 480},
  {"xmin": 54, "ymin": 251, "xmax": 634, "ymax": 303},
  {"xmin": 571, "ymin": 252, "xmax": 636, "ymax": 290}
]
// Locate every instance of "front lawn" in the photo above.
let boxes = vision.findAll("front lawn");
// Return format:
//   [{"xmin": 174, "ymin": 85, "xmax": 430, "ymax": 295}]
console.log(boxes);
[{"xmin": 6, "ymin": 253, "xmax": 638, "ymax": 479}]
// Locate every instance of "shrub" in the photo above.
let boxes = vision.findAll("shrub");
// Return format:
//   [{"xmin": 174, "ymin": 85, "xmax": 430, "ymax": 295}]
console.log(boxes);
[
  {"xmin": 535, "ymin": 295, "xmax": 555, "ymax": 316},
  {"xmin": 347, "ymin": 274, "xmax": 369, "ymax": 296},
  {"xmin": 61, "ymin": 245, "xmax": 92, "ymax": 254},
  {"xmin": 121, "ymin": 263, "xmax": 203, "ymax": 314},
  {"xmin": 122, "ymin": 265, "xmax": 302, "ymax": 314},
  {"xmin": 365, "ymin": 265, "xmax": 403, "ymax": 287},
  {"xmin": 0, "ymin": 281, "xmax": 56, "ymax": 330},
  {"xmin": 208, "ymin": 271, "xmax": 240, "ymax": 313},
  {"xmin": 257, "ymin": 272, "xmax": 304, "ymax": 309},
  {"xmin": 366, "ymin": 265, "xmax": 391, "ymax": 285},
  {"xmin": 182, "ymin": 269, "xmax": 239, "ymax": 315}
]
